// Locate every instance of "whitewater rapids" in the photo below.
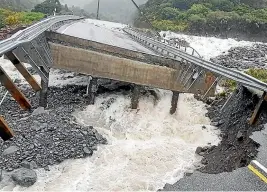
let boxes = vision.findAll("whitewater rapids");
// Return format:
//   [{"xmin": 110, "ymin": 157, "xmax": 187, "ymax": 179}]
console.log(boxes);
[{"xmin": 1, "ymin": 90, "xmax": 220, "ymax": 191}]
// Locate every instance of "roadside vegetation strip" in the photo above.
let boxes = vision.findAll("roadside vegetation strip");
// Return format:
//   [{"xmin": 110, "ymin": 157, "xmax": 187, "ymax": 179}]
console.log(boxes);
[
  {"xmin": 248, "ymin": 160, "xmax": 267, "ymax": 183},
  {"xmin": 221, "ymin": 69, "xmax": 267, "ymax": 93}
]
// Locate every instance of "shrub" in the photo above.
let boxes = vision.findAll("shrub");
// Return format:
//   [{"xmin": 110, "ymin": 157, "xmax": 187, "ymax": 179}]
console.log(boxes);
[
  {"xmin": 21, "ymin": 12, "xmax": 44, "ymax": 24},
  {"xmin": 245, "ymin": 69, "xmax": 267, "ymax": 83}
]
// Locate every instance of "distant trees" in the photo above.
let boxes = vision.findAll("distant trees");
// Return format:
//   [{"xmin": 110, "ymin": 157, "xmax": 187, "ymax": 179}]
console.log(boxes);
[
  {"xmin": 0, "ymin": 0, "xmax": 41, "ymax": 11},
  {"xmin": 32, "ymin": 0, "xmax": 90, "ymax": 16}
]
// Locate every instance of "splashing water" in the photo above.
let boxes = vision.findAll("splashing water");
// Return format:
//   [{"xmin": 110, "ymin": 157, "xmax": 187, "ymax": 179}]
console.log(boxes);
[
  {"xmin": 160, "ymin": 31, "xmax": 256, "ymax": 60},
  {"xmin": 3, "ymin": 90, "xmax": 220, "ymax": 191}
]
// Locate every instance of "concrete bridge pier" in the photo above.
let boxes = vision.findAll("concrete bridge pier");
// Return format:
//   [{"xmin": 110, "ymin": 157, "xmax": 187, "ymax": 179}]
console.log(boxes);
[
  {"xmin": 87, "ymin": 76, "xmax": 98, "ymax": 105},
  {"xmin": 170, "ymin": 91, "xmax": 180, "ymax": 115},
  {"xmin": 131, "ymin": 84, "xmax": 141, "ymax": 109},
  {"xmin": 39, "ymin": 66, "xmax": 50, "ymax": 108}
]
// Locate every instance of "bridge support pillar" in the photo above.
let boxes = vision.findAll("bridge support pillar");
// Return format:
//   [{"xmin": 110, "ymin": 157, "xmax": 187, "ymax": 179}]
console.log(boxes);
[
  {"xmin": 39, "ymin": 66, "xmax": 49, "ymax": 108},
  {"xmin": 170, "ymin": 91, "xmax": 180, "ymax": 115},
  {"xmin": 131, "ymin": 84, "xmax": 141, "ymax": 109},
  {"xmin": 88, "ymin": 76, "xmax": 98, "ymax": 105}
]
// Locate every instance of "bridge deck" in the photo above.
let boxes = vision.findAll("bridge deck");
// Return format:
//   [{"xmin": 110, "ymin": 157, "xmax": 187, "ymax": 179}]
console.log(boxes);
[{"xmin": 57, "ymin": 19, "xmax": 154, "ymax": 55}]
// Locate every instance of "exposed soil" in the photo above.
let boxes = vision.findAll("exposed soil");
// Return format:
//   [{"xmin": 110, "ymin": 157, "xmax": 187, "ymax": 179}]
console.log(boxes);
[
  {"xmin": 0, "ymin": 26, "xmax": 27, "ymax": 40},
  {"xmin": 196, "ymin": 86, "xmax": 267, "ymax": 174}
]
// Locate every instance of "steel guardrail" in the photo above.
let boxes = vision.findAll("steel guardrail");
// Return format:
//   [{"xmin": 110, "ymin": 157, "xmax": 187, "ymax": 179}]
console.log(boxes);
[
  {"xmin": 0, "ymin": 15, "xmax": 82, "ymax": 56},
  {"xmin": 0, "ymin": 15, "xmax": 82, "ymax": 107},
  {"xmin": 123, "ymin": 28, "xmax": 267, "ymax": 92}
]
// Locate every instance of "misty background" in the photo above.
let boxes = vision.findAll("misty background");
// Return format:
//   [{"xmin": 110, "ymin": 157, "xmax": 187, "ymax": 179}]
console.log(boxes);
[
  {"xmin": 0, "ymin": 0, "xmax": 147, "ymax": 24},
  {"xmin": 61, "ymin": 0, "xmax": 147, "ymax": 24}
]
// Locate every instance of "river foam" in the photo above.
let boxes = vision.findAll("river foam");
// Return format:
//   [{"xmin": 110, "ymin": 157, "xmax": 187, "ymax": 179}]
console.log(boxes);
[{"xmin": 2, "ymin": 90, "xmax": 220, "ymax": 191}]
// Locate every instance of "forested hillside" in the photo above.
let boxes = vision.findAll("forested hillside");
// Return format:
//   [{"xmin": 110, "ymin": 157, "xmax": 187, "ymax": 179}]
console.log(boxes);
[
  {"xmin": 135, "ymin": 0, "xmax": 267, "ymax": 39},
  {"xmin": 0, "ymin": 0, "xmax": 42, "ymax": 11}
]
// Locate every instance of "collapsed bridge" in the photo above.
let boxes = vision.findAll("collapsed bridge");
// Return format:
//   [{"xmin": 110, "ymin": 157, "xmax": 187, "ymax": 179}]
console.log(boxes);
[{"xmin": 0, "ymin": 16, "xmax": 267, "ymax": 141}]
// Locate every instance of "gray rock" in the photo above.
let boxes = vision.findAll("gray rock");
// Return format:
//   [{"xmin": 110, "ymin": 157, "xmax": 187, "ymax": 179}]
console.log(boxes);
[
  {"xmin": 211, "ymin": 122, "xmax": 219, "ymax": 126},
  {"xmin": 201, "ymin": 158, "xmax": 208, "ymax": 165},
  {"xmin": 11, "ymin": 168, "xmax": 37, "ymax": 187},
  {"xmin": 3, "ymin": 146, "xmax": 19, "ymax": 156},
  {"xmin": 218, "ymin": 120, "xmax": 224, "ymax": 125},
  {"xmin": 20, "ymin": 161, "xmax": 38, "ymax": 169},
  {"xmin": 237, "ymin": 131, "xmax": 244, "ymax": 141},
  {"xmin": 83, "ymin": 147, "xmax": 93, "ymax": 156},
  {"xmin": 81, "ymin": 131, "xmax": 88, "ymax": 135},
  {"xmin": 195, "ymin": 147, "xmax": 203, "ymax": 155},
  {"xmin": 32, "ymin": 107, "xmax": 48, "ymax": 116}
]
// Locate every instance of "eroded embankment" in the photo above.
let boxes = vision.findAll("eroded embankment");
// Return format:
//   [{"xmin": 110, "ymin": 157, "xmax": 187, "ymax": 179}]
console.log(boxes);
[{"xmin": 197, "ymin": 86, "xmax": 267, "ymax": 174}]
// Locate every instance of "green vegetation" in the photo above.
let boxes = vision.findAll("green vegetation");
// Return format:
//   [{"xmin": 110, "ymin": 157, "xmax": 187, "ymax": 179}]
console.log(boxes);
[
  {"xmin": 32, "ymin": 0, "xmax": 63, "ymax": 15},
  {"xmin": 0, "ymin": 8, "xmax": 44, "ymax": 28},
  {"xmin": 135, "ymin": 0, "xmax": 267, "ymax": 36},
  {"xmin": 222, "ymin": 79, "xmax": 237, "ymax": 92},
  {"xmin": 246, "ymin": 68, "xmax": 267, "ymax": 83},
  {"xmin": 220, "ymin": 68, "xmax": 267, "ymax": 92}
]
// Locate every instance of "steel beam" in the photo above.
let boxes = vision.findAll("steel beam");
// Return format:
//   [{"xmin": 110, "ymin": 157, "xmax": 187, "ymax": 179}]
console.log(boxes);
[
  {"xmin": 0, "ymin": 116, "xmax": 14, "ymax": 141},
  {"xmin": 0, "ymin": 66, "xmax": 31, "ymax": 110},
  {"xmin": 4, "ymin": 51, "xmax": 41, "ymax": 92}
]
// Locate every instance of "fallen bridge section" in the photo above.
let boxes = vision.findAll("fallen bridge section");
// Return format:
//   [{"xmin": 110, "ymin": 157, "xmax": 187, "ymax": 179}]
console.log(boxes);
[{"xmin": 48, "ymin": 32, "xmax": 216, "ymax": 97}]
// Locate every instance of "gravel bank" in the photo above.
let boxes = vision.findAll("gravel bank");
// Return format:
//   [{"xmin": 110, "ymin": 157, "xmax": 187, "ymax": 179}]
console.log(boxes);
[
  {"xmin": 0, "ymin": 84, "xmax": 107, "ymax": 172},
  {"xmin": 211, "ymin": 44, "xmax": 267, "ymax": 69}
]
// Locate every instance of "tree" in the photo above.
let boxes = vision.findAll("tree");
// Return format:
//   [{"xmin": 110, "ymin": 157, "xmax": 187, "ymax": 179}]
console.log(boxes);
[
  {"xmin": 171, "ymin": 0, "xmax": 196, "ymax": 10},
  {"xmin": 160, "ymin": 7, "xmax": 179, "ymax": 20},
  {"xmin": 210, "ymin": 0, "xmax": 235, "ymax": 11},
  {"xmin": 32, "ymin": 0, "xmax": 62, "ymax": 15},
  {"xmin": 187, "ymin": 4, "xmax": 211, "ymax": 16},
  {"xmin": 64, "ymin": 4, "xmax": 69, "ymax": 11},
  {"xmin": 233, "ymin": 3, "xmax": 252, "ymax": 15}
]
